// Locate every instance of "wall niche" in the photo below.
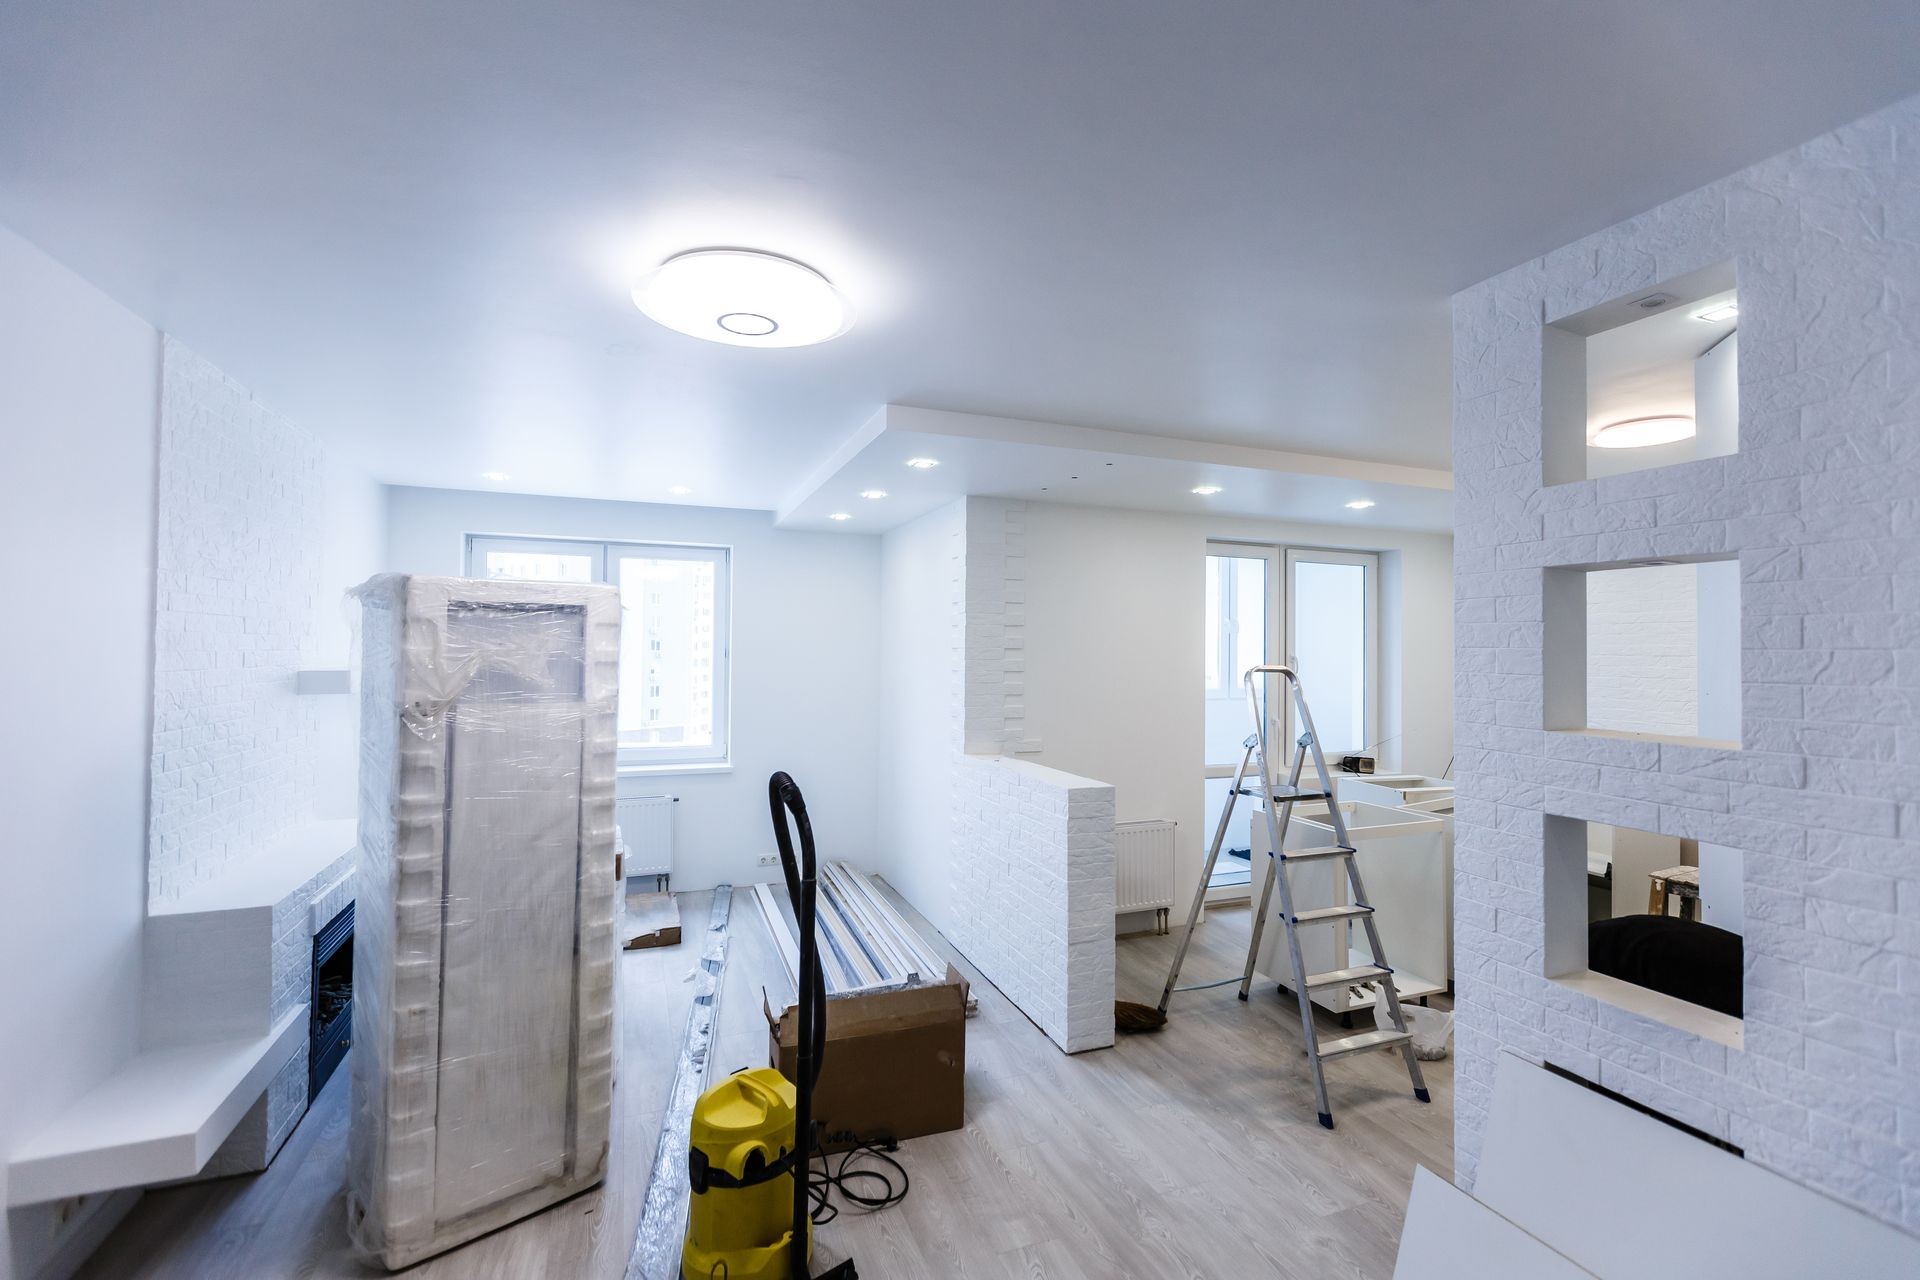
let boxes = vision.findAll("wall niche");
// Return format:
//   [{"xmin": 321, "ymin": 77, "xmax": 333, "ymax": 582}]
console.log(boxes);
[
  {"xmin": 1541, "ymin": 261, "xmax": 1739, "ymax": 486},
  {"xmin": 1543, "ymin": 555, "xmax": 1740, "ymax": 747}
]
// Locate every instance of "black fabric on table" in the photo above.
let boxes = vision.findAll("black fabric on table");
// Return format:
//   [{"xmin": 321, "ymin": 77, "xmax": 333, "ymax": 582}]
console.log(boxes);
[{"xmin": 1587, "ymin": 914, "xmax": 1743, "ymax": 1018}]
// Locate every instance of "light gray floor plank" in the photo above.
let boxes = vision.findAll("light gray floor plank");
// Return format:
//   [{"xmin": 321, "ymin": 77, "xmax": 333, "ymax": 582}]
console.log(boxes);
[{"xmin": 80, "ymin": 890, "xmax": 1450, "ymax": 1279}]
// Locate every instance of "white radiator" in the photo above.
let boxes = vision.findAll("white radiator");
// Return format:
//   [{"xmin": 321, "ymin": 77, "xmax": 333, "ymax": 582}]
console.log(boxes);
[
  {"xmin": 1115, "ymin": 819, "xmax": 1177, "ymax": 929},
  {"xmin": 616, "ymin": 795, "xmax": 677, "ymax": 886}
]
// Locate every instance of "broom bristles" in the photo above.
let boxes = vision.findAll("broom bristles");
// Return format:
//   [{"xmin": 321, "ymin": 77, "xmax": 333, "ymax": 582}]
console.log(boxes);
[{"xmin": 1114, "ymin": 1000, "xmax": 1168, "ymax": 1033}]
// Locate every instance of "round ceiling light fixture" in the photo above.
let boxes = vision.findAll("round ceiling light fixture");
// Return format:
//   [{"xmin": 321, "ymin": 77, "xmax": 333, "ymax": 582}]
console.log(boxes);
[
  {"xmin": 828, "ymin": 511, "xmax": 853, "ymax": 521},
  {"xmin": 1345, "ymin": 499, "xmax": 1377, "ymax": 510},
  {"xmin": 1191, "ymin": 484, "xmax": 1223, "ymax": 496},
  {"xmin": 1591, "ymin": 415, "xmax": 1696, "ymax": 449},
  {"xmin": 859, "ymin": 489, "xmax": 888, "ymax": 500},
  {"xmin": 904, "ymin": 457, "xmax": 940, "ymax": 470},
  {"xmin": 631, "ymin": 249, "xmax": 853, "ymax": 347}
]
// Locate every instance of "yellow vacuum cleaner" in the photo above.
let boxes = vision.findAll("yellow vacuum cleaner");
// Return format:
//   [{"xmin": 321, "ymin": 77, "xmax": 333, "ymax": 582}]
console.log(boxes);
[
  {"xmin": 682, "ymin": 773, "xmax": 857, "ymax": 1280},
  {"xmin": 683, "ymin": 1067, "xmax": 808, "ymax": 1280}
]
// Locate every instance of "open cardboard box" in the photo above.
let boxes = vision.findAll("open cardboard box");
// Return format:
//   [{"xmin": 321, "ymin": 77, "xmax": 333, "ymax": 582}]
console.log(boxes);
[{"xmin": 764, "ymin": 966, "xmax": 968, "ymax": 1150}]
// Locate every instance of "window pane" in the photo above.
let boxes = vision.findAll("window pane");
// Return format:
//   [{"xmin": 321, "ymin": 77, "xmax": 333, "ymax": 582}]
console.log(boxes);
[
  {"xmin": 1203, "ymin": 556, "xmax": 1224, "ymax": 691},
  {"xmin": 482, "ymin": 550, "xmax": 594, "ymax": 583},
  {"xmin": 1205, "ymin": 552, "xmax": 1269, "ymax": 766},
  {"xmin": 616, "ymin": 555, "xmax": 717, "ymax": 750},
  {"xmin": 1292, "ymin": 560, "xmax": 1367, "ymax": 754},
  {"xmin": 1232, "ymin": 557, "xmax": 1267, "ymax": 677}
]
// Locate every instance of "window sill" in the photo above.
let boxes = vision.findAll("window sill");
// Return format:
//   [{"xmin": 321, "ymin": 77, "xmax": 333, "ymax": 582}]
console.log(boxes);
[{"xmin": 618, "ymin": 761, "xmax": 733, "ymax": 778}]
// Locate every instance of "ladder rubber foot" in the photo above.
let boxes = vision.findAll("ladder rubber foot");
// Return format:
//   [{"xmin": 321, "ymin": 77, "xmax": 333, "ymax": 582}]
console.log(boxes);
[
  {"xmin": 1414, "ymin": 1088, "xmax": 1431, "ymax": 1104},
  {"xmin": 1318, "ymin": 1112, "xmax": 1334, "ymax": 1130},
  {"xmin": 1236, "ymin": 991, "xmax": 1248, "ymax": 1001}
]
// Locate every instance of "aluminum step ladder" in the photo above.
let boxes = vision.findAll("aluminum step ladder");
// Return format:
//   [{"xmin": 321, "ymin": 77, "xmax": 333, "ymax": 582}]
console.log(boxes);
[{"xmin": 1155, "ymin": 663, "xmax": 1430, "ymax": 1130}]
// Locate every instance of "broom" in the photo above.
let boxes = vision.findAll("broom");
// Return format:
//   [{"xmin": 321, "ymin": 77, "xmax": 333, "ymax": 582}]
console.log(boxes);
[{"xmin": 1114, "ymin": 999, "xmax": 1168, "ymax": 1033}]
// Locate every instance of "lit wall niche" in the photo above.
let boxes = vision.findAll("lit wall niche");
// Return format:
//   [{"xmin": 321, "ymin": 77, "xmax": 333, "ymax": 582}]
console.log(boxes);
[{"xmin": 1541, "ymin": 262, "xmax": 1738, "ymax": 486}]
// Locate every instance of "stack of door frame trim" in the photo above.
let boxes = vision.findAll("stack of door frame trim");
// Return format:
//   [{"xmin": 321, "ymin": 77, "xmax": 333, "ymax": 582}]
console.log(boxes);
[{"xmin": 752, "ymin": 863, "xmax": 977, "ymax": 1016}]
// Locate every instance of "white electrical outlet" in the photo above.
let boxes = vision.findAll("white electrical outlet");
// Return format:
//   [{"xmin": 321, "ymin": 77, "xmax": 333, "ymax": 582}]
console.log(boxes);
[{"xmin": 757, "ymin": 854, "xmax": 778, "ymax": 867}]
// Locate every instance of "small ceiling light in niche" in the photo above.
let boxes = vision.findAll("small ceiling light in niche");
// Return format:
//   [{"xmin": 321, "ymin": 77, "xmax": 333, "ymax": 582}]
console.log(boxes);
[
  {"xmin": 1191, "ymin": 484, "xmax": 1223, "ymax": 496},
  {"xmin": 859, "ymin": 489, "xmax": 887, "ymax": 500},
  {"xmin": 1591, "ymin": 415, "xmax": 1697, "ymax": 449},
  {"xmin": 904, "ymin": 457, "xmax": 940, "ymax": 470},
  {"xmin": 668, "ymin": 484, "xmax": 693, "ymax": 496},
  {"xmin": 1345, "ymin": 499, "xmax": 1376, "ymax": 510},
  {"xmin": 1695, "ymin": 301, "xmax": 1740, "ymax": 324},
  {"xmin": 631, "ymin": 249, "xmax": 853, "ymax": 347},
  {"xmin": 828, "ymin": 512, "xmax": 853, "ymax": 521},
  {"xmin": 481, "ymin": 471, "xmax": 510, "ymax": 483}
]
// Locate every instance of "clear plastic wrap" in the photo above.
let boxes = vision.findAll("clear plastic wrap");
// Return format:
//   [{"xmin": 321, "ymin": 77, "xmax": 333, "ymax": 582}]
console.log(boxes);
[{"xmin": 346, "ymin": 574, "xmax": 622, "ymax": 1270}]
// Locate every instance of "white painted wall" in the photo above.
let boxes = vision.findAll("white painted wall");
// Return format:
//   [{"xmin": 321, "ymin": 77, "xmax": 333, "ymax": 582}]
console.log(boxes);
[
  {"xmin": 0, "ymin": 224, "xmax": 156, "ymax": 1280},
  {"xmin": 1012, "ymin": 502, "xmax": 1453, "ymax": 922},
  {"xmin": 1693, "ymin": 330, "xmax": 1739, "ymax": 459},
  {"xmin": 384, "ymin": 486, "xmax": 881, "ymax": 890},
  {"xmin": 877, "ymin": 500, "xmax": 964, "ymax": 931},
  {"xmin": 308, "ymin": 457, "xmax": 386, "ymax": 821}
]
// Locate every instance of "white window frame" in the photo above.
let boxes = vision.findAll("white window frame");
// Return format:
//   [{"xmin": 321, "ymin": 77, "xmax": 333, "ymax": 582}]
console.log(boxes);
[
  {"xmin": 1283, "ymin": 547, "xmax": 1380, "ymax": 760},
  {"xmin": 465, "ymin": 534, "xmax": 732, "ymax": 772},
  {"xmin": 1204, "ymin": 543, "xmax": 1281, "ymax": 773}
]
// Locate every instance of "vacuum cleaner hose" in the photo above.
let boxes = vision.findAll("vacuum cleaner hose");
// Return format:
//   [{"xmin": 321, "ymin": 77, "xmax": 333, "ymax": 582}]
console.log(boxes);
[{"xmin": 767, "ymin": 772, "xmax": 856, "ymax": 1280}]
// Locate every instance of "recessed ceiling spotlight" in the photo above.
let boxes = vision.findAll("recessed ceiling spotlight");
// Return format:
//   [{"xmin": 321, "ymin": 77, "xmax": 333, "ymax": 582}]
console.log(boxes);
[
  {"xmin": 904, "ymin": 457, "xmax": 940, "ymax": 470},
  {"xmin": 631, "ymin": 249, "xmax": 853, "ymax": 347},
  {"xmin": 1591, "ymin": 415, "xmax": 1697, "ymax": 449},
  {"xmin": 668, "ymin": 484, "xmax": 692, "ymax": 496},
  {"xmin": 481, "ymin": 471, "xmax": 510, "ymax": 483},
  {"xmin": 1191, "ymin": 485, "xmax": 1222, "ymax": 496},
  {"xmin": 1695, "ymin": 301, "xmax": 1740, "ymax": 324},
  {"xmin": 828, "ymin": 512, "xmax": 853, "ymax": 521},
  {"xmin": 859, "ymin": 489, "xmax": 888, "ymax": 500},
  {"xmin": 1345, "ymin": 499, "xmax": 1377, "ymax": 510}
]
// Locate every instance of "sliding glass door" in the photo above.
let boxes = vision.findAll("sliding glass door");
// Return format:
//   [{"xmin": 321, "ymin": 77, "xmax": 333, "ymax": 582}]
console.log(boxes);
[{"xmin": 1200, "ymin": 541, "xmax": 1379, "ymax": 899}]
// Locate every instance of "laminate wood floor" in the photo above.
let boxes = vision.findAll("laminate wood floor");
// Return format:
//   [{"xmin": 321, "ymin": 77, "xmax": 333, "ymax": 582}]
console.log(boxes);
[{"xmin": 80, "ymin": 889, "xmax": 1450, "ymax": 1280}]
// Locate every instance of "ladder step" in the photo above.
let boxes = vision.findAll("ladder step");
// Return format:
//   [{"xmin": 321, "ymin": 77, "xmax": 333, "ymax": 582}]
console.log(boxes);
[
  {"xmin": 1292, "ymin": 904, "xmax": 1373, "ymax": 925},
  {"xmin": 1301, "ymin": 964, "xmax": 1392, "ymax": 991},
  {"xmin": 1233, "ymin": 785, "xmax": 1330, "ymax": 802},
  {"xmin": 1276, "ymin": 845, "xmax": 1354, "ymax": 864},
  {"xmin": 1316, "ymin": 1028, "xmax": 1412, "ymax": 1060}
]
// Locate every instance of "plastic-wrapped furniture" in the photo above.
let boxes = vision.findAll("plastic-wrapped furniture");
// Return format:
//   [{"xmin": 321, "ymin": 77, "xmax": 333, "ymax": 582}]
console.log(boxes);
[{"xmin": 348, "ymin": 575, "xmax": 621, "ymax": 1269}]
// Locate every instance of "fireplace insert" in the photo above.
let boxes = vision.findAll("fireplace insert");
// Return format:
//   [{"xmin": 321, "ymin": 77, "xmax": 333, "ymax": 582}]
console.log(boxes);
[{"xmin": 311, "ymin": 902, "xmax": 354, "ymax": 1101}]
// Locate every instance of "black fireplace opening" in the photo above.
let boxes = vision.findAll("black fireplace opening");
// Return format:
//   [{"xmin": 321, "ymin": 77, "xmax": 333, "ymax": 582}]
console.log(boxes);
[{"xmin": 311, "ymin": 902, "xmax": 354, "ymax": 1102}]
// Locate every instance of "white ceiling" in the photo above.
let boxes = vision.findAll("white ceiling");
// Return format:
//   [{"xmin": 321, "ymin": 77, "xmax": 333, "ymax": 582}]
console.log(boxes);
[
  {"xmin": 3, "ymin": 3, "xmax": 1917, "ymax": 512},
  {"xmin": 780, "ymin": 407, "xmax": 1454, "ymax": 533}
]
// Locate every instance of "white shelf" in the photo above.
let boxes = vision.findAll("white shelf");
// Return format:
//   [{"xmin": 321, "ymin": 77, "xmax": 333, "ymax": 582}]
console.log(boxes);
[
  {"xmin": 154, "ymin": 819, "xmax": 357, "ymax": 917},
  {"xmin": 7, "ymin": 1006, "xmax": 306, "ymax": 1206}
]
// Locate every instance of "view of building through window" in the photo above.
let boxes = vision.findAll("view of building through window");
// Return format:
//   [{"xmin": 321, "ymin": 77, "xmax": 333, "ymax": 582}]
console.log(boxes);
[
  {"xmin": 467, "ymin": 535, "xmax": 730, "ymax": 765},
  {"xmin": 615, "ymin": 555, "xmax": 716, "ymax": 749}
]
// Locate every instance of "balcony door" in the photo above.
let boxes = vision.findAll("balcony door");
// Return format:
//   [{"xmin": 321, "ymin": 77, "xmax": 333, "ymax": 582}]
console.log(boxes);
[{"xmin": 1200, "ymin": 542, "xmax": 1379, "ymax": 900}]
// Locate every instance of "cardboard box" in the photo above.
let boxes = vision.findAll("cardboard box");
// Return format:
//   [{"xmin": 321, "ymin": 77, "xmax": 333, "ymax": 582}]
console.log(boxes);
[{"xmin": 764, "ymin": 969, "xmax": 967, "ymax": 1150}]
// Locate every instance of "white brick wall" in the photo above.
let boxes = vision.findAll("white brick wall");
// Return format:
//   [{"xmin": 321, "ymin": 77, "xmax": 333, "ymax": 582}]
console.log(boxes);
[
  {"xmin": 962, "ymin": 498, "xmax": 1029, "ymax": 753},
  {"xmin": 1586, "ymin": 563, "xmax": 1698, "ymax": 736},
  {"xmin": 921, "ymin": 498, "xmax": 1118, "ymax": 1053},
  {"xmin": 1452, "ymin": 95, "xmax": 1920, "ymax": 1230},
  {"xmin": 951, "ymin": 757, "xmax": 1116, "ymax": 1052},
  {"xmin": 148, "ymin": 338, "xmax": 323, "ymax": 906}
]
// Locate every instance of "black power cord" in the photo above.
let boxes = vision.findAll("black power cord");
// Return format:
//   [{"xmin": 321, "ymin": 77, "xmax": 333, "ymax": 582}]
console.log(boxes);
[{"xmin": 806, "ymin": 1136, "xmax": 910, "ymax": 1226}]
